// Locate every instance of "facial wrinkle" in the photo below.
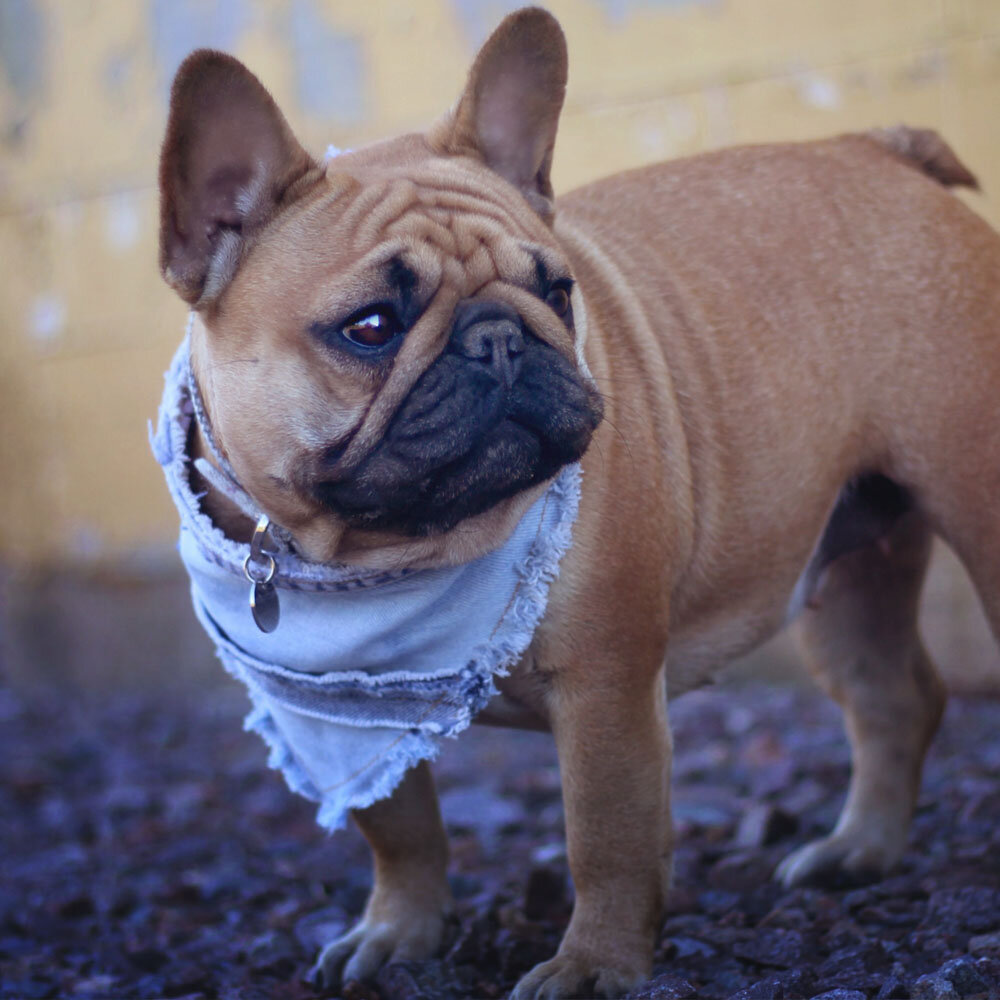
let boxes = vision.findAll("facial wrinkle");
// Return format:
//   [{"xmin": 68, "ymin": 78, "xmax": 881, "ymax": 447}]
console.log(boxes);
[
  {"xmin": 384, "ymin": 211, "xmax": 457, "ymax": 256},
  {"xmin": 421, "ymin": 186, "xmax": 535, "ymax": 239},
  {"xmin": 355, "ymin": 179, "xmax": 421, "ymax": 250},
  {"xmin": 333, "ymin": 289, "xmax": 461, "ymax": 474},
  {"xmin": 331, "ymin": 178, "xmax": 390, "ymax": 247}
]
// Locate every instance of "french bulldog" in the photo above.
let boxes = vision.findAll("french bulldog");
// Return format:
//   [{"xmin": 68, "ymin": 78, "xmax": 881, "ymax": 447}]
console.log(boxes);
[{"xmin": 157, "ymin": 7, "xmax": 1000, "ymax": 998}]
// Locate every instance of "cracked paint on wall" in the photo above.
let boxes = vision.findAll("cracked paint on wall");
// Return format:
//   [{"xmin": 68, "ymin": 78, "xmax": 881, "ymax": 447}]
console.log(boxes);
[
  {"xmin": 451, "ymin": 0, "xmax": 523, "ymax": 46},
  {"xmin": 289, "ymin": 0, "xmax": 365, "ymax": 124},
  {"xmin": 103, "ymin": 48, "xmax": 137, "ymax": 103},
  {"xmin": 795, "ymin": 70, "xmax": 842, "ymax": 110},
  {"xmin": 597, "ymin": 0, "xmax": 719, "ymax": 26},
  {"xmin": 103, "ymin": 192, "xmax": 142, "ymax": 252},
  {"xmin": 0, "ymin": 0, "xmax": 45, "ymax": 104},
  {"xmin": 149, "ymin": 0, "xmax": 251, "ymax": 90},
  {"xmin": 28, "ymin": 294, "xmax": 66, "ymax": 346}
]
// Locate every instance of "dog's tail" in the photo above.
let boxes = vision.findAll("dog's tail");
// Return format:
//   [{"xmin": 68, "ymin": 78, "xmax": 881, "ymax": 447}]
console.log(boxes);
[
  {"xmin": 867, "ymin": 125, "xmax": 979, "ymax": 191},
  {"xmin": 867, "ymin": 125, "xmax": 979, "ymax": 190}
]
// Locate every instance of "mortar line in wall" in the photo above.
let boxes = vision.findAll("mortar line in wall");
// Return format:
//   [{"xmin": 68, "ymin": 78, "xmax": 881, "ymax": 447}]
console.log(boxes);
[
  {"xmin": 0, "ymin": 181, "xmax": 159, "ymax": 221},
  {"xmin": 26, "ymin": 339, "xmax": 187, "ymax": 367},
  {"xmin": 561, "ymin": 29, "xmax": 1000, "ymax": 118},
  {"xmin": 1, "ymin": 28, "xmax": 999, "ymax": 219}
]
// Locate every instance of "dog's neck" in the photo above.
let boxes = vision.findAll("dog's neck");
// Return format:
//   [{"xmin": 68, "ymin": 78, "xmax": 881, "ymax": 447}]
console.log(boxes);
[
  {"xmin": 186, "ymin": 420, "xmax": 258, "ymax": 545},
  {"xmin": 184, "ymin": 331, "xmax": 289, "ymax": 555}
]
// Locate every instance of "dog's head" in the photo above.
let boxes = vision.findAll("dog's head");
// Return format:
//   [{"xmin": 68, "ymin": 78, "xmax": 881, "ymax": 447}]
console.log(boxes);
[{"xmin": 158, "ymin": 8, "xmax": 602, "ymax": 565}]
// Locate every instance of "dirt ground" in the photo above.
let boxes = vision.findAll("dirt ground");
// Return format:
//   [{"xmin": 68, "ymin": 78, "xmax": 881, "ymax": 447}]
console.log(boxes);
[{"xmin": 4, "ymin": 666, "xmax": 1000, "ymax": 1000}]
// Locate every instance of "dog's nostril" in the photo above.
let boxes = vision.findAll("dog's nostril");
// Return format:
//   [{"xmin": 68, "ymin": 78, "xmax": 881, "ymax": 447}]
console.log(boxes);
[
  {"xmin": 456, "ymin": 321, "xmax": 524, "ymax": 361},
  {"xmin": 456, "ymin": 323, "xmax": 525, "ymax": 387},
  {"xmin": 482, "ymin": 331, "xmax": 523, "ymax": 362}
]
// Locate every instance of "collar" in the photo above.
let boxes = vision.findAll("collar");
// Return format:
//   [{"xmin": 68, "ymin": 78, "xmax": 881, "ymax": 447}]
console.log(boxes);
[{"xmin": 151, "ymin": 332, "xmax": 583, "ymax": 831}]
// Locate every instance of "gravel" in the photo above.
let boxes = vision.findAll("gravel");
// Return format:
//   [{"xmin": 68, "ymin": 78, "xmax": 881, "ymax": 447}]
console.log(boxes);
[{"xmin": 3, "ymin": 678, "xmax": 1000, "ymax": 999}]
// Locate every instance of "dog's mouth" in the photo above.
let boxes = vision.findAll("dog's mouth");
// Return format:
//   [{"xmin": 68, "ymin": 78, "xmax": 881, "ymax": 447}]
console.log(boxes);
[{"xmin": 312, "ymin": 337, "xmax": 603, "ymax": 536}]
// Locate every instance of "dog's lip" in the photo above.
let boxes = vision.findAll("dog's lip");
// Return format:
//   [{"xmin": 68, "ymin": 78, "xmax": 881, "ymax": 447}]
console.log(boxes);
[
  {"xmin": 502, "ymin": 411, "xmax": 544, "ymax": 441},
  {"xmin": 309, "ymin": 372, "xmax": 512, "ymax": 487},
  {"xmin": 312, "ymin": 412, "xmax": 538, "ymax": 488},
  {"xmin": 318, "ymin": 419, "xmax": 543, "ymax": 513},
  {"xmin": 314, "ymin": 424, "xmax": 370, "ymax": 483},
  {"xmin": 321, "ymin": 439, "xmax": 350, "ymax": 469}
]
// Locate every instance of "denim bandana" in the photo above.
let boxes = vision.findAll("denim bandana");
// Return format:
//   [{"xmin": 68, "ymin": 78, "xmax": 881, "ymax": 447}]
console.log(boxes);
[{"xmin": 151, "ymin": 335, "xmax": 581, "ymax": 831}]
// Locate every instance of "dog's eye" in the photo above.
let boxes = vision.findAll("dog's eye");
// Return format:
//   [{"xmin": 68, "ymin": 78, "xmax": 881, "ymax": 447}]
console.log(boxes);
[
  {"xmin": 545, "ymin": 282, "xmax": 573, "ymax": 319},
  {"xmin": 341, "ymin": 308, "xmax": 402, "ymax": 349}
]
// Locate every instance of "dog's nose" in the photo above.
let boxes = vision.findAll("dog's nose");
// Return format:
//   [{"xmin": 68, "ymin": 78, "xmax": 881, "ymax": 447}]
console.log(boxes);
[
  {"xmin": 456, "ymin": 322, "xmax": 525, "ymax": 386},
  {"xmin": 451, "ymin": 302, "xmax": 525, "ymax": 388}
]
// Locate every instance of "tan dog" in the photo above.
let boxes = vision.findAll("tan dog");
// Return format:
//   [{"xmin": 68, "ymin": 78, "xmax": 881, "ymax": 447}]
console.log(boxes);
[{"xmin": 157, "ymin": 7, "xmax": 1000, "ymax": 998}]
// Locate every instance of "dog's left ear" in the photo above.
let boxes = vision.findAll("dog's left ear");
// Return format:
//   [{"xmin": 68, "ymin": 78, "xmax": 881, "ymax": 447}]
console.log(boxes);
[
  {"xmin": 158, "ymin": 50, "xmax": 322, "ymax": 307},
  {"xmin": 432, "ymin": 6, "xmax": 568, "ymax": 219}
]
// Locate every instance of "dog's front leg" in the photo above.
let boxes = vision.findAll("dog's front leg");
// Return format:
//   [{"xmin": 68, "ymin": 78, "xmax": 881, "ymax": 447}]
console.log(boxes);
[
  {"xmin": 512, "ymin": 658, "xmax": 672, "ymax": 1000},
  {"xmin": 311, "ymin": 760, "xmax": 452, "ymax": 990}
]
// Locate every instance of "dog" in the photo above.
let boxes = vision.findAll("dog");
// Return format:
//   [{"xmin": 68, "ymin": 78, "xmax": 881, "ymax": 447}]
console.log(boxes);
[{"xmin": 155, "ymin": 7, "xmax": 1000, "ymax": 998}]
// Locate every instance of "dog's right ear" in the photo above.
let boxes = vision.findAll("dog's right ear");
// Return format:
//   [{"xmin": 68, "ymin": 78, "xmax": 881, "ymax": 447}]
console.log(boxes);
[
  {"xmin": 158, "ymin": 51, "xmax": 321, "ymax": 307},
  {"xmin": 431, "ymin": 7, "xmax": 568, "ymax": 220}
]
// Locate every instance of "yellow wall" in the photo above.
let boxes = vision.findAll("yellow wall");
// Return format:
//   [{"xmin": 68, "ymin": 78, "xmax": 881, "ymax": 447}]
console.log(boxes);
[{"xmin": 2, "ymin": 0, "xmax": 1000, "ymax": 566}]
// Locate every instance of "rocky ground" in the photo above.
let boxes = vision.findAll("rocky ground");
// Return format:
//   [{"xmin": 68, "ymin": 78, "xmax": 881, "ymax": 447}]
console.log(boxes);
[{"xmin": 4, "ymin": 673, "xmax": 1000, "ymax": 1000}]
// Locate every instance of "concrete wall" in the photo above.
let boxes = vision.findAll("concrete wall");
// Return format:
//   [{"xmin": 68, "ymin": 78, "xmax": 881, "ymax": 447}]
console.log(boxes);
[{"xmin": 1, "ymin": 1, "xmax": 998, "ymax": 688}]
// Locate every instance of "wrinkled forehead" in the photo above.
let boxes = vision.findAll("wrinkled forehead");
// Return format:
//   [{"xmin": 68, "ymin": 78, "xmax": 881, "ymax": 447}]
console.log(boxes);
[{"xmin": 251, "ymin": 152, "xmax": 570, "ymax": 318}]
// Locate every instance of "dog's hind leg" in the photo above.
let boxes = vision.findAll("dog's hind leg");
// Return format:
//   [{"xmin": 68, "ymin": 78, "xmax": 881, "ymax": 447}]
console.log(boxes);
[
  {"xmin": 310, "ymin": 761, "xmax": 452, "ymax": 990},
  {"xmin": 776, "ymin": 511, "xmax": 945, "ymax": 887}
]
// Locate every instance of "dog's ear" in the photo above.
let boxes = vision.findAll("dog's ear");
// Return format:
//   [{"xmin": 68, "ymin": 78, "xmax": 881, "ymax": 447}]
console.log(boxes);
[
  {"xmin": 158, "ymin": 50, "xmax": 321, "ymax": 307},
  {"xmin": 433, "ymin": 7, "xmax": 568, "ymax": 218}
]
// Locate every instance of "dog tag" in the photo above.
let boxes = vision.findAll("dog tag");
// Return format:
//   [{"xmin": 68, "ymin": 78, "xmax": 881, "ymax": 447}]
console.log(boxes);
[
  {"xmin": 250, "ymin": 578, "xmax": 280, "ymax": 633},
  {"xmin": 244, "ymin": 515, "xmax": 281, "ymax": 633}
]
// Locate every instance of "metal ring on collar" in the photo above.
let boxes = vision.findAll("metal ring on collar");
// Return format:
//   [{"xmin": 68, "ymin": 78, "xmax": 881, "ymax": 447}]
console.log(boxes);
[
  {"xmin": 245, "ymin": 515, "xmax": 277, "ymax": 584},
  {"xmin": 244, "ymin": 551, "xmax": 276, "ymax": 585}
]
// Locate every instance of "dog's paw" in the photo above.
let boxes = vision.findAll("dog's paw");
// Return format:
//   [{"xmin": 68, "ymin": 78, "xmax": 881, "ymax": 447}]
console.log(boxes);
[
  {"xmin": 775, "ymin": 830, "xmax": 903, "ymax": 888},
  {"xmin": 309, "ymin": 908, "xmax": 447, "ymax": 992},
  {"xmin": 509, "ymin": 950, "xmax": 647, "ymax": 1000}
]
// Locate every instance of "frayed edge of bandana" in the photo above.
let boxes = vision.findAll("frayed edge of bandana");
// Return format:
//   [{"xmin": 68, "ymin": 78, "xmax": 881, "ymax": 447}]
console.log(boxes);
[
  {"xmin": 182, "ymin": 459, "xmax": 579, "ymax": 833},
  {"xmin": 242, "ymin": 695, "xmax": 442, "ymax": 833},
  {"xmin": 238, "ymin": 462, "xmax": 580, "ymax": 832},
  {"xmin": 460, "ymin": 462, "xmax": 582, "ymax": 687}
]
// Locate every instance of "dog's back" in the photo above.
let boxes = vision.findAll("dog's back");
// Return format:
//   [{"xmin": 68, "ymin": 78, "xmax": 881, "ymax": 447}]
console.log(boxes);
[{"xmin": 555, "ymin": 126, "xmax": 1000, "ymax": 682}]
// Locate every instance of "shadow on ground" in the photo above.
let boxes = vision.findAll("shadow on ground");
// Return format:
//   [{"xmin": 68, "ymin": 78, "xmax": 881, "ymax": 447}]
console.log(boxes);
[{"xmin": 3, "ymin": 563, "xmax": 1000, "ymax": 999}]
